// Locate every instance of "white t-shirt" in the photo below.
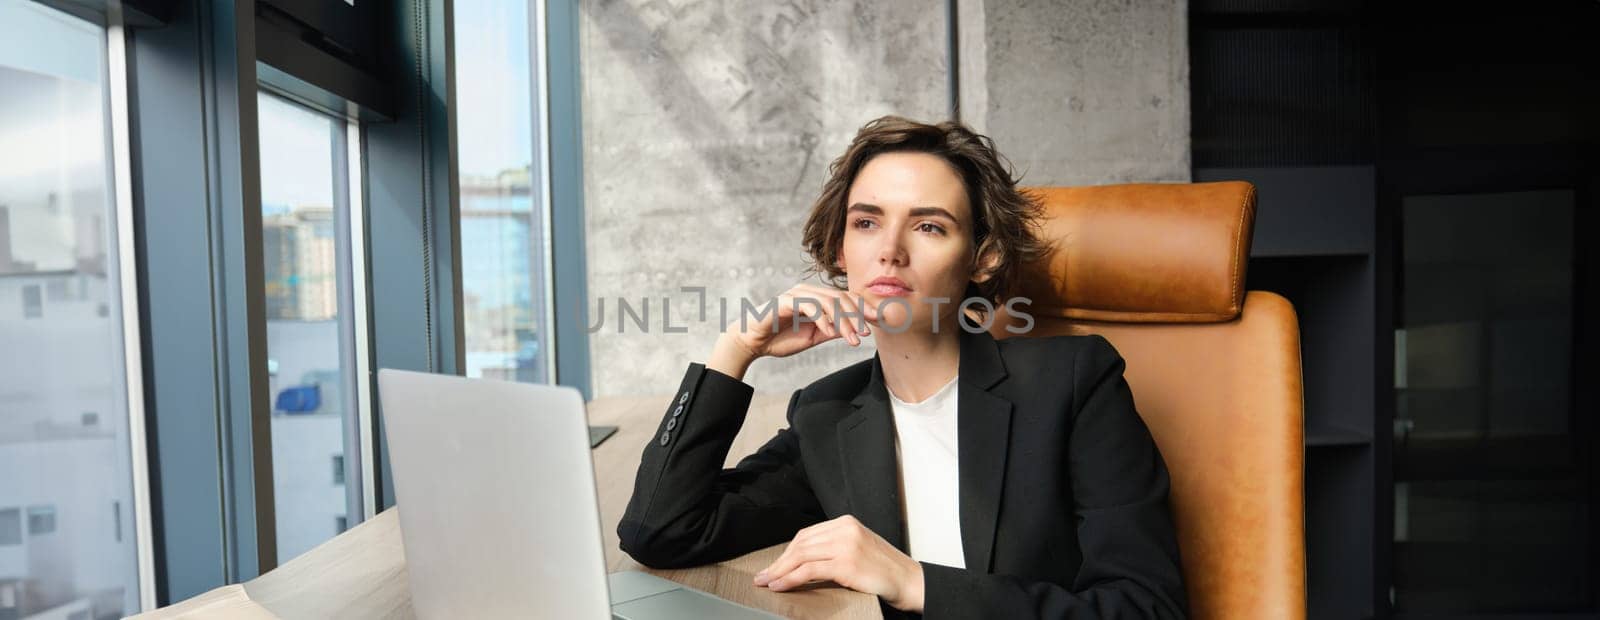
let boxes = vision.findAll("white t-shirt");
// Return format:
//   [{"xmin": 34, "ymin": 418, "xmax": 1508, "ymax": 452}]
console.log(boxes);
[{"xmin": 887, "ymin": 374, "xmax": 967, "ymax": 569}]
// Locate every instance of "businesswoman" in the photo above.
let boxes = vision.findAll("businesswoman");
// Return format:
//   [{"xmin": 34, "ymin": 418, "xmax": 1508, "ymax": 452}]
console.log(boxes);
[{"xmin": 618, "ymin": 117, "xmax": 1187, "ymax": 619}]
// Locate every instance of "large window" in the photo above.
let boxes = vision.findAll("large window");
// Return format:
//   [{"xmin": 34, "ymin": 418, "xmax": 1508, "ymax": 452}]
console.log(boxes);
[
  {"xmin": 455, "ymin": 0, "xmax": 552, "ymax": 383},
  {"xmin": 256, "ymin": 92, "xmax": 365, "ymax": 563},
  {"xmin": 0, "ymin": 0, "xmax": 143, "ymax": 616}
]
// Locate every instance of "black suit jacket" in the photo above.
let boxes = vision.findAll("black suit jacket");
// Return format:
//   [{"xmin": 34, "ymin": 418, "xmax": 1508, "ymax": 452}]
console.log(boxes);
[{"xmin": 618, "ymin": 329, "xmax": 1188, "ymax": 619}]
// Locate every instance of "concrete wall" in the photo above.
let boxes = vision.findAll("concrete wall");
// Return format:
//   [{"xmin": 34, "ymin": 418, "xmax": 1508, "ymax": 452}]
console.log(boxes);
[
  {"xmin": 579, "ymin": 1, "xmax": 950, "ymax": 397},
  {"xmin": 960, "ymin": 0, "xmax": 1190, "ymax": 185},
  {"xmin": 581, "ymin": 0, "xmax": 1189, "ymax": 397}
]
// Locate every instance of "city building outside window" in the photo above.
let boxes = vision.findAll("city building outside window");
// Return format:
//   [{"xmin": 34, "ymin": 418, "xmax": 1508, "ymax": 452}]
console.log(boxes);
[
  {"xmin": 0, "ymin": 1, "xmax": 144, "ymax": 615},
  {"xmin": 455, "ymin": 0, "xmax": 553, "ymax": 384},
  {"xmin": 257, "ymin": 92, "xmax": 364, "ymax": 564}
]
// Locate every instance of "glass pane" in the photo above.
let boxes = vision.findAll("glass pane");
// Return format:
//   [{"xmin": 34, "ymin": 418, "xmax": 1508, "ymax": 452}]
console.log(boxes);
[
  {"xmin": 455, "ymin": 0, "xmax": 551, "ymax": 383},
  {"xmin": 1393, "ymin": 190, "xmax": 1585, "ymax": 613},
  {"xmin": 0, "ymin": 0, "xmax": 141, "ymax": 616},
  {"xmin": 257, "ymin": 93, "xmax": 359, "ymax": 563}
]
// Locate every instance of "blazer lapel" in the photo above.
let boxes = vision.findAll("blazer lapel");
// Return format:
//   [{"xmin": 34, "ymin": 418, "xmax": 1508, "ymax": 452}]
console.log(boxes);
[
  {"xmin": 957, "ymin": 329, "xmax": 1013, "ymax": 572},
  {"xmin": 835, "ymin": 330, "xmax": 1014, "ymax": 569},
  {"xmin": 839, "ymin": 356, "xmax": 908, "ymax": 552}
]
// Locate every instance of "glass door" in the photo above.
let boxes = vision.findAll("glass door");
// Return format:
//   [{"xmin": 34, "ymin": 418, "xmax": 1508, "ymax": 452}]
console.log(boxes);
[{"xmin": 1393, "ymin": 190, "xmax": 1587, "ymax": 612}]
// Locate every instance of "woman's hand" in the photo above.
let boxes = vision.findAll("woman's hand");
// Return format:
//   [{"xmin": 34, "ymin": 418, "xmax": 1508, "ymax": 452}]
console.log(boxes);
[
  {"xmin": 753, "ymin": 515, "xmax": 926, "ymax": 613},
  {"xmin": 708, "ymin": 283, "xmax": 878, "ymax": 380}
]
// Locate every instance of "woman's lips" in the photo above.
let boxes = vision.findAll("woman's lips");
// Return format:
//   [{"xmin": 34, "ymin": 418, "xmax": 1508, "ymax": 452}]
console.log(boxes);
[{"xmin": 866, "ymin": 283, "xmax": 912, "ymax": 297}]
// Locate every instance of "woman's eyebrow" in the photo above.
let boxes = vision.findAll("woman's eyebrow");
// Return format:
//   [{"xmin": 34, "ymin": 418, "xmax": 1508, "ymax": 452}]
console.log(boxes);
[
  {"xmin": 847, "ymin": 203, "xmax": 960, "ymax": 223},
  {"xmin": 908, "ymin": 206, "xmax": 959, "ymax": 222}
]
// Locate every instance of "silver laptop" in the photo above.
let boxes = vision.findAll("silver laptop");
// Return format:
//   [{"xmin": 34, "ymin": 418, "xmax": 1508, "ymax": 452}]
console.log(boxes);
[{"xmin": 377, "ymin": 369, "xmax": 780, "ymax": 619}]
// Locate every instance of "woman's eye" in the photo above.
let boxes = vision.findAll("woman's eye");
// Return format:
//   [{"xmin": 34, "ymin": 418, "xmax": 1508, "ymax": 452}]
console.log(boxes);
[
  {"xmin": 852, "ymin": 218, "xmax": 877, "ymax": 229},
  {"xmin": 916, "ymin": 222, "xmax": 946, "ymax": 235}
]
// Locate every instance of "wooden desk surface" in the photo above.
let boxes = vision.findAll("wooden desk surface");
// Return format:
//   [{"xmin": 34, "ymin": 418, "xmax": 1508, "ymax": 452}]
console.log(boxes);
[{"xmin": 136, "ymin": 394, "xmax": 880, "ymax": 619}]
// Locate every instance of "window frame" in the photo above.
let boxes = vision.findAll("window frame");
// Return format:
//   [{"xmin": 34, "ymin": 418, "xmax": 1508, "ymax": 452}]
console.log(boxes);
[
  {"xmin": 121, "ymin": 0, "xmax": 465, "ymax": 603},
  {"xmin": 0, "ymin": 0, "xmax": 156, "ymax": 609},
  {"xmin": 254, "ymin": 88, "xmax": 372, "ymax": 561},
  {"xmin": 107, "ymin": 2, "xmax": 158, "ymax": 610},
  {"xmin": 98, "ymin": 0, "xmax": 593, "ymax": 605}
]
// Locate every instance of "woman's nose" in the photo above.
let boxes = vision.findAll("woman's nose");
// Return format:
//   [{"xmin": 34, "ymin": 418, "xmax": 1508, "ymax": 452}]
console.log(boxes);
[{"xmin": 877, "ymin": 234, "xmax": 908, "ymax": 266}]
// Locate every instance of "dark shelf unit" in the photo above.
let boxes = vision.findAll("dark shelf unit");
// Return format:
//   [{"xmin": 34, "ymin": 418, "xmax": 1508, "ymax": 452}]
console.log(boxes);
[
  {"xmin": 1306, "ymin": 424, "xmax": 1373, "ymax": 448},
  {"xmin": 1193, "ymin": 2, "xmax": 1598, "ymax": 616},
  {"xmin": 1197, "ymin": 165, "xmax": 1380, "ymax": 620}
]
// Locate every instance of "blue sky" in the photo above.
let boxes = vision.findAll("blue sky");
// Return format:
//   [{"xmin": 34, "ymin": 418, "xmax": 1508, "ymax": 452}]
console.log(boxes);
[{"xmin": 453, "ymin": 0, "xmax": 535, "ymax": 177}]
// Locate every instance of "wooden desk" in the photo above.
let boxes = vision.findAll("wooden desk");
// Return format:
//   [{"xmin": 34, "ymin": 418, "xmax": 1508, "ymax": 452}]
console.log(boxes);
[{"xmin": 135, "ymin": 394, "xmax": 881, "ymax": 619}]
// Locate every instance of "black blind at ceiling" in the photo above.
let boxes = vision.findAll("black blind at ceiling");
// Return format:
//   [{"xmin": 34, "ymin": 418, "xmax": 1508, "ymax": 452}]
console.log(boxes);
[{"xmin": 1190, "ymin": 3, "xmax": 1376, "ymax": 167}]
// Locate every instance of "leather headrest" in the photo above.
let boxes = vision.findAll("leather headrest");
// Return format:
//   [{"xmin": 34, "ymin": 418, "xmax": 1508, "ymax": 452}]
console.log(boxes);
[{"xmin": 1015, "ymin": 182, "xmax": 1256, "ymax": 324}]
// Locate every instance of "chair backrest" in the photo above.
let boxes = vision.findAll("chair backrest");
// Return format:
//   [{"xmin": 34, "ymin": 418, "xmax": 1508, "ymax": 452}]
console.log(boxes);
[{"xmin": 988, "ymin": 182, "xmax": 1306, "ymax": 620}]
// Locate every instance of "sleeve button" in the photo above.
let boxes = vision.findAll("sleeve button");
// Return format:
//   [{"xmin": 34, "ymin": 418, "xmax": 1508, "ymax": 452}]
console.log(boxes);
[{"xmin": 659, "ymin": 431, "xmax": 671, "ymax": 446}]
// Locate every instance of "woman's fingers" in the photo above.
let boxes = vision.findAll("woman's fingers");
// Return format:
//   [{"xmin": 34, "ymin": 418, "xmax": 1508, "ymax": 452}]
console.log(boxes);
[
  {"xmin": 803, "ymin": 284, "xmax": 869, "ymax": 335},
  {"xmin": 762, "ymin": 282, "xmax": 886, "ymax": 351},
  {"xmin": 786, "ymin": 286, "xmax": 860, "ymax": 346},
  {"xmin": 757, "ymin": 515, "xmax": 858, "ymax": 586},
  {"xmin": 761, "ymin": 535, "xmax": 825, "ymax": 580},
  {"xmin": 754, "ymin": 515, "xmax": 907, "ymax": 599},
  {"xmin": 792, "ymin": 284, "xmax": 872, "ymax": 340},
  {"xmin": 764, "ymin": 559, "xmax": 835, "ymax": 592},
  {"xmin": 777, "ymin": 293, "xmax": 837, "ymax": 340},
  {"xmin": 826, "ymin": 289, "xmax": 872, "ymax": 337},
  {"xmin": 756, "ymin": 540, "xmax": 836, "ymax": 588},
  {"xmin": 734, "ymin": 281, "xmax": 888, "ymax": 359},
  {"xmin": 804, "ymin": 296, "xmax": 851, "ymax": 344}
]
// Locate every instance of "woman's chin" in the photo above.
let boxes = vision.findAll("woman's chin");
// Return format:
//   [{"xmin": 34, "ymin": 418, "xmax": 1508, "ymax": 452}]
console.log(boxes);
[{"xmin": 875, "ymin": 307, "xmax": 947, "ymax": 335}]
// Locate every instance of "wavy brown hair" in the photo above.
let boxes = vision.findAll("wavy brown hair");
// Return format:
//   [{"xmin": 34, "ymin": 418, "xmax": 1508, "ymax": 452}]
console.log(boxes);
[{"xmin": 801, "ymin": 116, "xmax": 1045, "ymax": 313}]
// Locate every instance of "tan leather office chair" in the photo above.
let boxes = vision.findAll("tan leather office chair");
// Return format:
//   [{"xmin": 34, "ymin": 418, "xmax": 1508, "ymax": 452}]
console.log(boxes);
[{"xmin": 988, "ymin": 182, "xmax": 1306, "ymax": 620}]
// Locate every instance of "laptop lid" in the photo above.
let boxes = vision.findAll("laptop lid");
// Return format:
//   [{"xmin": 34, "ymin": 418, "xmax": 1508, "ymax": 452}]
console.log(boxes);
[{"xmin": 377, "ymin": 369, "xmax": 611, "ymax": 620}]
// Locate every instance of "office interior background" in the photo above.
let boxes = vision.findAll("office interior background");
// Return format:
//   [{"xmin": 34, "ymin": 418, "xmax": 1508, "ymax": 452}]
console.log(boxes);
[{"xmin": 0, "ymin": 0, "xmax": 1593, "ymax": 618}]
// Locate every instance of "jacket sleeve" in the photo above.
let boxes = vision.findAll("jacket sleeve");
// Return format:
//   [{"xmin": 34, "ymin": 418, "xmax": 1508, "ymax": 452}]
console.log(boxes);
[
  {"xmin": 617, "ymin": 362, "xmax": 826, "ymax": 569},
  {"xmin": 921, "ymin": 335, "xmax": 1189, "ymax": 619}
]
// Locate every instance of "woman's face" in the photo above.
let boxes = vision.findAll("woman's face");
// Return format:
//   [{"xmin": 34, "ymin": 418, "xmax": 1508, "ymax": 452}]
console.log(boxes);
[{"xmin": 838, "ymin": 151, "xmax": 982, "ymax": 334}]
